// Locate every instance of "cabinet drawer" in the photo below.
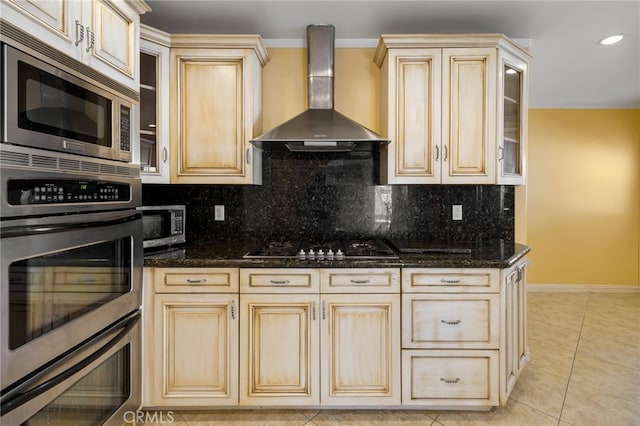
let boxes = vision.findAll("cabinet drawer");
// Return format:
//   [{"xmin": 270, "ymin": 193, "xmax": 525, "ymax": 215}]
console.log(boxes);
[
  {"xmin": 402, "ymin": 268, "xmax": 499, "ymax": 293},
  {"xmin": 402, "ymin": 294, "xmax": 499, "ymax": 348},
  {"xmin": 240, "ymin": 269, "xmax": 319, "ymax": 293},
  {"xmin": 402, "ymin": 350, "xmax": 498, "ymax": 406},
  {"xmin": 320, "ymin": 268, "xmax": 400, "ymax": 293},
  {"xmin": 153, "ymin": 268, "xmax": 239, "ymax": 293}
]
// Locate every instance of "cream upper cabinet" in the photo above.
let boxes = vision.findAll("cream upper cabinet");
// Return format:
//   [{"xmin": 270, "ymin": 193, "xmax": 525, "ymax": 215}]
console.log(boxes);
[
  {"xmin": 139, "ymin": 25, "xmax": 171, "ymax": 183},
  {"xmin": 169, "ymin": 36, "xmax": 268, "ymax": 184},
  {"xmin": 3, "ymin": 0, "xmax": 149, "ymax": 92},
  {"xmin": 374, "ymin": 35, "xmax": 531, "ymax": 185}
]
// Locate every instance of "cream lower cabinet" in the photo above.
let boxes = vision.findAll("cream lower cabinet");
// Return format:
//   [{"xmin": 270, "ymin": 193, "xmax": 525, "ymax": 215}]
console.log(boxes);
[
  {"xmin": 239, "ymin": 269, "xmax": 320, "ymax": 405},
  {"xmin": 500, "ymin": 258, "xmax": 530, "ymax": 404},
  {"xmin": 320, "ymin": 268, "xmax": 401, "ymax": 406},
  {"xmin": 374, "ymin": 35, "xmax": 531, "ymax": 185},
  {"xmin": 239, "ymin": 268, "xmax": 401, "ymax": 406},
  {"xmin": 401, "ymin": 268, "xmax": 501, "ymax": 408},
  {"xmin": 142, "ymin": 268, "xmax": 239, "ymax": 407}
]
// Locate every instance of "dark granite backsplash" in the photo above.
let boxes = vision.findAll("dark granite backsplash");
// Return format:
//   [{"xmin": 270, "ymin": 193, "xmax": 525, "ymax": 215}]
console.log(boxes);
[{"xmin": 142, "ymin": 151, "xmax": 514, "ymax": 244}]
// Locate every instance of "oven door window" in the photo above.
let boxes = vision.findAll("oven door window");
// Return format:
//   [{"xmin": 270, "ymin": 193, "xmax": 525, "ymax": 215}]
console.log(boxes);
[
  {"xmin": 9, "ymin": 239, "xmax": 132, "ymax": 350},
  {"xmin": 17, "ymin": 60, "xmax": 112, "ymax": 147},
  {"xmin": 23, "ymin": 345, "xmax": 131, "ymax": 426}
]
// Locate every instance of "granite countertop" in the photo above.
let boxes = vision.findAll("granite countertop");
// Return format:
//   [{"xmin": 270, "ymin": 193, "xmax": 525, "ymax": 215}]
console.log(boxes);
[{"xmin": 144, "ymin": 240, "xmax": 531, "ymax": 269}]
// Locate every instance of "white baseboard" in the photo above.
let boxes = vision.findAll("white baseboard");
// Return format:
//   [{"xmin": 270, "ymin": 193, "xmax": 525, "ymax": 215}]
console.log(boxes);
[{"xmin": 528, "ymin": 284, "xmax": 640, "ymax": 293}]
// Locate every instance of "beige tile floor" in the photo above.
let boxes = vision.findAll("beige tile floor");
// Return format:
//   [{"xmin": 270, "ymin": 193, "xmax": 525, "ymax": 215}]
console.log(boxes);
[{"xmin": 141, "ymin": 292, "xmax": 640, "ymax": 426}]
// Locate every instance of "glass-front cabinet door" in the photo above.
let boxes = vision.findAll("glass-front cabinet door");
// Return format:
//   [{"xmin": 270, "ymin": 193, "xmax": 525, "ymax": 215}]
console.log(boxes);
[
  {"xmin": 139, "ymin": 26, "xmax": 171, "ymax": 183},
  {"xmin": 498, "ymin": 50, "xmax": 529, "ymax": 185}
]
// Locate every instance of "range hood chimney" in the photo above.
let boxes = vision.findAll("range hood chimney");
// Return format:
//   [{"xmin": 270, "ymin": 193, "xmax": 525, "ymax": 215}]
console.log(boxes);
[{"xmin": 251, "ymin": 24, "xmax": 389, "ymax": 152}]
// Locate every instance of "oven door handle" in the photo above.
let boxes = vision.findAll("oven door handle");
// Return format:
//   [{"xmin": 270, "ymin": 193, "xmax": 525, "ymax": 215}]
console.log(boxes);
[
  {"xmin": 1, "ymin": 210, "xmax": 141, "ymax": 238},
  {"xmin": 0, "ymin": 311, "xmax": 140, "ymax": 415}
]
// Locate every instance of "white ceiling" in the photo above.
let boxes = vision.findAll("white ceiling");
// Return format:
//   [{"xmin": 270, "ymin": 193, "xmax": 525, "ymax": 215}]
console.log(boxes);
[{"xmin": 141, "ymin": 0, "xmax": 640, "ymax": 108}]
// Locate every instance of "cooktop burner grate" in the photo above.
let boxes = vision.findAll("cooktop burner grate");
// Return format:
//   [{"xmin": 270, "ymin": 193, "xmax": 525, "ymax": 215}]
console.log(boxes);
[{"xmin": 243, "ymin": 239, "xmax": 399, "ymax": 260}]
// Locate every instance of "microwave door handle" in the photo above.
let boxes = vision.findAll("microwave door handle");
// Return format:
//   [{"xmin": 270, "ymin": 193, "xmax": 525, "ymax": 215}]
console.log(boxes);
[
  {"xmin": 0, "ymin": 211, "xmax": 141, "ymax": 239},
  {"xmin": 0, "ymin": 312, "xmax": 139, "ymax": 415}
]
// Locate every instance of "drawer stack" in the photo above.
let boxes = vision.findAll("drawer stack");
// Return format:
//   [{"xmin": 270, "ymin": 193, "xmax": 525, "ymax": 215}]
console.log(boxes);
[{"xmin": 401, "ymin": 268, "xmax": 500, "ymax": 407}]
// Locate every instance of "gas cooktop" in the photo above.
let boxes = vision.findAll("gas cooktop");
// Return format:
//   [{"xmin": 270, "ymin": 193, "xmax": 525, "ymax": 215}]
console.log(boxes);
[{"xmin": 243, "ymin": 239, "xmax": 399, "ymax": 260}]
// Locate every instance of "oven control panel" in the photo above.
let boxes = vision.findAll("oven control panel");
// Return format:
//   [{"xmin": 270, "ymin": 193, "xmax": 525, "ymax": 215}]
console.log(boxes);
[{"xmin": 7, "ymin": 179, "xmax": 131, "ymax": 205}]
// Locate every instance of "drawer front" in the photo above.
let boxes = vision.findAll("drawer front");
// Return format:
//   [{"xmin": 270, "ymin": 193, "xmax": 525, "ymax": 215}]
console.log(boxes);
[
  {"xmin": 402, "ymin": 294, "xmax": 499, "ymax": 348},
  {"xmin": 402, "ymin": 350, "xmax": 499, "ymax": 406},
  {"xmin": 153, "ymin": 268, "xmax": 239, "ymax": 293},
  {"xmin": 320, "ymin": 268, "xmax": 400, "ymax": 293},
  {"xmin": 402, "ymin": 268, "xmax": 499, "ymax": 293},
  {"xmin": 240, "ymin": 268, "xmax": 320, "ymax": 293}
]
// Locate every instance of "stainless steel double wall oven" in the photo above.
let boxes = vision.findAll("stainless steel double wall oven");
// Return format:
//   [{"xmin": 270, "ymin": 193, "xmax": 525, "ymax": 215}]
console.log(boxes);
[{"xmin": 1, "ymin": 21, "xmax": 143, "ymax": 426}]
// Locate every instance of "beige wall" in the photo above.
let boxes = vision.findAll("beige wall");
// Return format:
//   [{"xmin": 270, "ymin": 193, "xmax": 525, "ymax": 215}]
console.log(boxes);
[
  {"xmin": 527, "ymin": 109, "xmax": 640, "ymax": 286},
  {"xmin": 262, "ymin": 48, "xmax": 640, "ymax": 287}
]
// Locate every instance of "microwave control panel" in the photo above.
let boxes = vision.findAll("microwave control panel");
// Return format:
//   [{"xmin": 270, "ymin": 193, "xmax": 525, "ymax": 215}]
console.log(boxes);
[{"xmin": 7, "ymin": 179, "xmax": 131, "ymax": 205}]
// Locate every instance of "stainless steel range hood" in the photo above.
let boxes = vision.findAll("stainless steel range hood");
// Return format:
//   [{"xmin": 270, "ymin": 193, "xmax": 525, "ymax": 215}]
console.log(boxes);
[{"xmin": 251, "ymin": 24, "xmax": 389, "ymax": 152}]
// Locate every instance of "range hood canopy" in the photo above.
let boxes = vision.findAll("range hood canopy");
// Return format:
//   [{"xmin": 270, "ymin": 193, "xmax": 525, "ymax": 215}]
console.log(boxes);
[{"xmin": 251, "ymin": 24, "xmax": 389, "ymax": 152}]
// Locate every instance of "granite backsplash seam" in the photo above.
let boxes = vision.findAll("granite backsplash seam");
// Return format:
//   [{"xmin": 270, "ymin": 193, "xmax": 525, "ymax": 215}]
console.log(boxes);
[{"xmin": 142, "ymin": 151, "xmax": 514, "ymax": 244}]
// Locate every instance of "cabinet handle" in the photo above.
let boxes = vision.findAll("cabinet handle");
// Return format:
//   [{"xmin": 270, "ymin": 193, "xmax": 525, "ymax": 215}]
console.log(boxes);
[
  {"xmin": 440, "ymin": 319, "xmax": 461, "ymax": 326},
  {"xmin": 312, "ymin": 301, "xmax": 317, "ymax": 321},
  {"xmin": 186, "ymin": 278, "xmax": 207, "ymax": 284},
  {"xmin": 516, "ymin": 265, "xmax": 523, "ymax": 283},
  {"xmin": 350, "ymin": 279, "xmax": 370, "ymax": 284},
  {"xmin": 440, "ymin": 377, "xmax": 460, "ymax": 384},
  {"xmin": 498, "ymin": 146, "xmax": 505, "ymax": 161},
  {"xmin": 434, "ymin": 146, "xmax": 440, "ymax": 161},
  {"xmin": 74, "ymin": 20, "xmax": 85, "ymax": 47},
  {"xmin": 85, "ymin": 28, "xmax": 95, "ymax": 52},
  {"xmin": 231, "ymin": 300, "xmax": 236, "ymax": 320},
  {"xmin": 443, "ymin": 145, "xmax": 449, "ymax": 161},
  {"xmin": 322, "ymin": 301, "xmax": 326, "ymax": 320},
  {"xmin": 269, "ymin": 279, "xmax": 290, "ymax": 285},
  {"xmin": 246, "ymin": 148, "xmax": 250, "ymax": 165},
  {"xmin": 163, "ymin": 147, "xmax": 168, "ymax": 163},
  {"xmin": 440, "ymin": 279, "xmax": 461, "ymax": 284}
]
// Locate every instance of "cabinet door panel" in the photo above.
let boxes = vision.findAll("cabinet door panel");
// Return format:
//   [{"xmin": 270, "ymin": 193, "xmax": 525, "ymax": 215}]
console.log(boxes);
[
  {"xmin": 91, "ymin": 0, "xmax": 136, "ymax": 78},
  {"xmin": 172, "ymin": 50, "xmax": 247, "ymax": 180},
  {"xmin": 152, "ymin": 293, "xmax": 238, "ymax": 406},
  {"xmin": 321, "ymin": 294, "xmax": 401, "ymax": 405},
  {"xmin": 442, "ymin": 48, "xmax": 496, "ymax": 183},
  {"xmin": 240, "ymin": 294, "xmax": 319, "ymax": 405},
  {"xmin": 386, "ymin": 50, "xmax": 441, "ymax": 184},
  {"xmin": 6, "ymin": 0, "xmax": 69, "ymax": 39}
]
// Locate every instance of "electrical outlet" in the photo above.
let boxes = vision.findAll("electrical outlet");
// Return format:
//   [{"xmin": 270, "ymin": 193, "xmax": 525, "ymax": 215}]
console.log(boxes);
[
  {"xmin": 214, "ymin": 205, "xmax": 225, "ymax": 221},
  {"xmin": 452, "ymin": 204, "xmax": 463, "ymax": 221}
]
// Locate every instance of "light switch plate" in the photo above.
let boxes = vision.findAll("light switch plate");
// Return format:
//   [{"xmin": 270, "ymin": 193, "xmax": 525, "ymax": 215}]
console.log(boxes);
[
  {"xmin": 452, "ymin": 205, "xmax": 463, "ymax": 221},
  {"xmin": 214, "ymin": 205, "xmax": 225, "ymax": 221}
]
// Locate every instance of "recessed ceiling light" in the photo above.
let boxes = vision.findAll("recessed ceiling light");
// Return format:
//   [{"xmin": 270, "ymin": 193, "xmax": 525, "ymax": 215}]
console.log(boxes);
[{"xmin": 599, "ymin": 34, "xmax": 625, "ymax": 45}]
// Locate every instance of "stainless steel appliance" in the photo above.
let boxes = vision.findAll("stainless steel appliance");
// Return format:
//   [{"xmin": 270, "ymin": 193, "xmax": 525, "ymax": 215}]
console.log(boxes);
[
  {"xmin": 251, "ymin": 24, "xmax": 389, "ymax": 152},
  {"xmin": 1, "ymin": 42, "xmax": 134, "ymax": 162},
  {"xmin": 138, "ymin": 205, "xmax": 186, "ymax": 249},
  {"xmin": 243, "ymin": 239, "xmax": 399, "ymax": 260},
  {"xmin": 0, "ymin": 145, "xmax": 142, "ymax": 424}
]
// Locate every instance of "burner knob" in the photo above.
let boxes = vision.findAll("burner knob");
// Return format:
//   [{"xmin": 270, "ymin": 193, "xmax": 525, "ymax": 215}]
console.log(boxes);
[
  {"xmin": 326, "ymin": 249, "xmax": 334, "ymax": 260},
  {"xmin": 335, "ymin": 249, "xmax": 344, "ymax": 260},
  {"xmin": 297, "ymin": 250, "xmax": 306, "ymax": 260},
  {"xmin": 317, "ymin": 249, "xmax": 325, "ymax": 260},
  {"xmin": 307, "ymin": 249, "xmax": 316, "ymax": 260}
]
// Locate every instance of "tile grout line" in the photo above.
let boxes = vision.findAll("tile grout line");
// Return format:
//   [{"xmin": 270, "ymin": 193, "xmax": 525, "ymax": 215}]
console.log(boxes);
[{"xmin": 556, "ymin": 293, "xmax": 590, "ymax": 425}]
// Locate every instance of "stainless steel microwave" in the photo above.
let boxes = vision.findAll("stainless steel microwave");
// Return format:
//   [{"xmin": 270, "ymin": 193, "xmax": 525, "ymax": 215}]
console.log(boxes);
[
  {"xmin": 137, "ymin": 205, "xmax": 186, "ymax": 249},
  {"xmin": 1, "ymin": 43, "xmax": 133, "ymax": 162}
]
